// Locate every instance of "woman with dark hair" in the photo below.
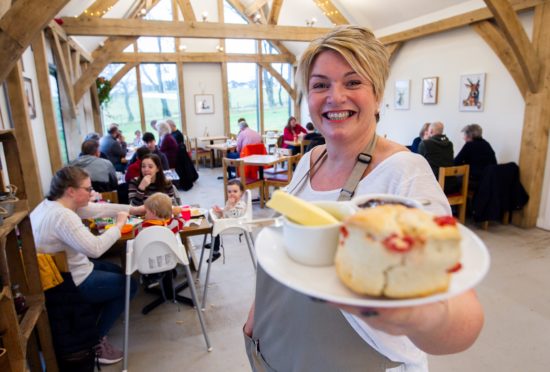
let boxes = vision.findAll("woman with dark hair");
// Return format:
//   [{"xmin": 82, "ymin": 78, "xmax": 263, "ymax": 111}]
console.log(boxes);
[
  {"xmin": 30, "ymin": 166, "xmax": 144, "ymax": 365},
  {"xmin": 128, "ymin": 153, "xmax": 177, "ymax": 206},
  {"xmin": 282, "ymin": 116, "xmax": 307, "ymax": 154}
]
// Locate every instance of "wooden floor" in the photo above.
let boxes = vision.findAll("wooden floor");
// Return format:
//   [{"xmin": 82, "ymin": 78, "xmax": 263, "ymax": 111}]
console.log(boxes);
[{"xmin": 102, "ymin": 167, "xmax": 550, "ymax": 372}]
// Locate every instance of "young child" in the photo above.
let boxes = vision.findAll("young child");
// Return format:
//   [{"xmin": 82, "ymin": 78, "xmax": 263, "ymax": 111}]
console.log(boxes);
[
  {"xmin": 209, "ymin": 179, "xmax": 246, "ymax": 262},
  {"xmin": 139, "ymin": 192, "xmax": 183, "ymax": 234}
]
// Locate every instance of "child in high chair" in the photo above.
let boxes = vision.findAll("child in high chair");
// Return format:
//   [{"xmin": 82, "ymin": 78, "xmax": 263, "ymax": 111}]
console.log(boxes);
[
  {"xmin": 140, "ymin": 192, "xmax": 183, "ymax": 234},
  {"xmin": 209, "ymin": 179, "xmax": 246, "ymax": 262}
]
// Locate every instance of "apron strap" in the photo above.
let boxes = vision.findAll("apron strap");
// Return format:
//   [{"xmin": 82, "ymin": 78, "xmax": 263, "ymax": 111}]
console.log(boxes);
[{"xmin": 338, "ymin": 134, "xmax": 378, "ymax": 201}]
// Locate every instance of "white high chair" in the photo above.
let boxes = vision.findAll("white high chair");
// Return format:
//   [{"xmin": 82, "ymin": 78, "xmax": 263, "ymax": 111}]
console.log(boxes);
[
  {"xmin": 123, "ymin": 226, "xmax": 212, "ymax": 371},
  {"xmin": 197, "ymin": 190, "xmax": 256, "ymax": 310}
]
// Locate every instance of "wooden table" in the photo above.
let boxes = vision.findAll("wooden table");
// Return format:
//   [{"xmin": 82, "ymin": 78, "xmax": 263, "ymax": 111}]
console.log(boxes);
[
  {"xmin": 239, "ymin": 154, "xmax": 281, "ymax": 179},
  {"xmin": 198, "ymin": 136, "xmax": 228, "ymax": 145},
  {"xmin": 206, "ymin": 142, "xmax": 237, "ymax": 167}
]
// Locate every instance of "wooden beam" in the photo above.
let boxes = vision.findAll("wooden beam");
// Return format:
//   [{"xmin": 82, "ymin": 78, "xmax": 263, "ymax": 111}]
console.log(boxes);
[
  {"xmin": 0, "ymin": 0, "xmax": 69, "ymax": 83},
  {"xmin": 379, "ymin": 0, "xmax": 542, "ymax": 45},
  {"xmin": 221, "ymin": 62, "xmax": 230, "ymax": 136},
  {"xmin": 245, "ymin": 0, "xmax": 268, "ymax": 17},
  {"xmin": 47, "ymin": 21, "xmax": 93, "ymax": 62},
  {"xmin": 73, "ymin": 36, "xmax": 138, "ymax": 102},
  {"xmin": 110, "ymin": 62, "xmax": 138, "ymax": 88},
  {"xmin": 31, "ymin": 31, "xmax": 63, "ymax": 174},
  {"xmin": 61, "ymin": 17, "xmax": 334, "ymax": 41},
  {"xmin": 258, "ymin": 62, "xmax": 295, "ymax": 99},
  {"xmin": 135, "ymin": 64, "xmax": 146, "ymax": 132},
  {"xmin": 175, "ymin": 0, "xmax": 196, "ymax": 21},
  {"xmin": 110, "ymin": 52, "xmax": 293, "ymax": 63},
  {"xmin": 268, "ymin": 0, "xmax": 283, "ymax": 24},
  {"xmin": 5, "ymin": 64, "xmax": 43, "ymax": 209},
  {"xmin": 90, "ymin": 82, "xmax": 103, "ymax": 135},
  {"xmin": 0, "ymin": 0, "xmax": 11, "ymax": 18},
  {"xmin": 176, "ymin": 62, "xmax": 187, "ymax": 135},
  {"xmin": 313, "ymin": 0, "xmax": 348, "ymax": 25},
  {"xmin": 80, "ymin": 0, "xmax": 119, "ymax": 17},
  {"xmin": 513, "ymin": 2, "xmax": 550, "ymax": 227},
  {"xmin": 472, "ymin": 21, "xmax": 528, "ymax": 98},
  {"xmin": 51, "ymin": 31, "xmax": 77, "ymax": 118},
  {"xmin": 483, "ymin": 0, "xmax": 541, "ymax": 93},
  {"xmin": 258, "ymin": 61, "xmax": 264, "ymax": 133},
  {"xmin": 385, "ymin": 42, "xmax": 403, "ymax": 61}
]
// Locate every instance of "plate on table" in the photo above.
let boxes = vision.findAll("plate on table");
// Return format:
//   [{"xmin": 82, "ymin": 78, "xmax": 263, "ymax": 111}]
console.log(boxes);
[
  {"xmin": 256, "ymin": 225, "xmax": 490, "ymax": 308},
  {"xmin": 190, "ymin": 207, "xmax": 208, "ymax": 217}
]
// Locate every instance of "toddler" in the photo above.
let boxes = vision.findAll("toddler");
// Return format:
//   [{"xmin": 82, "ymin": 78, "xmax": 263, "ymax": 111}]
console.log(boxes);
[
  {"xmin": 139, "ymin": 192, "xmax": 183, "ymax": 234},
  {"xmin": 208, "ymin": 179, "xmax": 246, "ymax": 262}
]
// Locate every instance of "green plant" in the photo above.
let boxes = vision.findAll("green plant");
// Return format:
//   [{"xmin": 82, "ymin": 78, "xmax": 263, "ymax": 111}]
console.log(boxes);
[{"xmin": 96, "ymin": 77, "xmax": 112, "ymax": 105}]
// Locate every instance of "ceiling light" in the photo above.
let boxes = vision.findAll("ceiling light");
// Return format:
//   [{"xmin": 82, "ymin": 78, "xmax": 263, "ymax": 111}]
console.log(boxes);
[
  {"xmin": 306, "ymin": 17, "xmax": 317, "ymax": 27},
  {"xmin": 140, "ymin": 9, "xmax": 147, "ymax": 15},
  {"xmin": 216, "ymin": 45, "xmax": 224, "ymax": 52},
  {"xmin": 201, "ymin": 11, "xmax": 208, "ymax": 22},
  {"xmin": 179, "ymin": 44, "xmax": 187, "ymax": 51},
  {"xmin": 253, "ymin": 13, "xmax": 261, "ymax": 23}
]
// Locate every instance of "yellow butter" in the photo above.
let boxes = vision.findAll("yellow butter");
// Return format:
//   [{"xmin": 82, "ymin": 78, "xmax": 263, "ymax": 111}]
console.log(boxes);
[{"xmin": 266, "ymin": 190, "xmax": 339, "ymax": 226}]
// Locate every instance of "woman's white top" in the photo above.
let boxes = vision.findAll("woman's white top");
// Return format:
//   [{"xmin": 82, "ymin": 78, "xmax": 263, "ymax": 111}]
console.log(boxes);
[
  {"xmin": 287, "ymin": 150, "xmax": 451, "ymax": 372},
  {"xmin": 30, "ymin": 200, "xmax": 131, "ymax": 286}
]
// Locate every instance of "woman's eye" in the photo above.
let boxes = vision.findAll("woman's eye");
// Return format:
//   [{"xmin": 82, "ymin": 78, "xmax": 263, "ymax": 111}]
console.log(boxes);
[
  {"xmin": 346, "ymin": 80, "xmax": 362, "ymax": 87},
  {"xmin": 310, "ymin": 82, "xmax": 328, "ymax": 90}
]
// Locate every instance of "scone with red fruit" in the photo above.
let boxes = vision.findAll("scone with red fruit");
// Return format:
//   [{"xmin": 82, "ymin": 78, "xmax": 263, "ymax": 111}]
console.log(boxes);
[{"xmin": 335, "ymin": 205, "xmax": 461, "ymax": 298}]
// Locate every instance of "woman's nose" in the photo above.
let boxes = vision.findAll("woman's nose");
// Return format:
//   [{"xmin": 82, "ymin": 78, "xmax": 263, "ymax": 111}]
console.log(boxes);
[{"xmin": 327, "ymin": 84, "xmax": 347, "ymax": 104}]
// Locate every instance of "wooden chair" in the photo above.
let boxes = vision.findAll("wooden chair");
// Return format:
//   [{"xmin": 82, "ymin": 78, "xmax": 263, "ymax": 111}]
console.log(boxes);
[
  {"xmin": 192, "ymin": 137, "xmax": 213, "ymax": 168},
  {"xmin": 100, "ymin": 191, "xmax": 118, "ymax": 204},
  {"xmin": 263, "ymin": 154, "xmax": 301, "ymax": 201},
  {"xmin": 50, "ymin": 251, "xmax": 69, "ymax": 272},
  {"xmin": 222, "ymin": 157, "xmax": 265, "ymax": 208},
  {"xmin": 299, "ymin": 139, "xmax": 312, "ymax": 155},
  {"xmin": 438, "ymin": 165, "xmax": 469, "ymax": 224}
]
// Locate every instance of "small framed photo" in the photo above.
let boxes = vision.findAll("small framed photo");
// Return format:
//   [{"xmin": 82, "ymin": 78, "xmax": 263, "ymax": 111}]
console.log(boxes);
[
  {"xmin": 23, "ymin": 77, "xmax": 36, "ymax": 119},
  {"xmin": 422, "ymin": 77, "xmax": 438, "ymax": 104},
  {"xmin": 394, "ymin": 80, "xmax": 410, "ymax": 110},
  {"xmin": 194, "ymin": 94, "xmax": 214, "ymax": 115},
  {"xmin": 459, "ymin": 73, "xmax": 486, "ymax": 112}
]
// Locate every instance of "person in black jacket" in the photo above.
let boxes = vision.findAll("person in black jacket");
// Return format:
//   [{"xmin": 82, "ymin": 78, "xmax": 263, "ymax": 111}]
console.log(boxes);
[
  {"xmin": 419, "ymin": 121, "xmax": 459, "ymax": 194},
  {"xmin": 454, "ymin": 124, "xmax": 497, "ymax": 190}
]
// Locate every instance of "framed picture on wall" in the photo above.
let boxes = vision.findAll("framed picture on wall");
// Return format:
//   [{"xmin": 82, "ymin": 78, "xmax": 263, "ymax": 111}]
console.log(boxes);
[
  {"xmin": 194, "ymin": 94, "xmax": 214, "ymax": 114},
  {"xmin": 23, "ymin": 77, "xmax": 36, "ymax": 119},
  {"xmin": 459, "ymin": 73, "xmax": 485, "ymax": 112},
  {"xmin": 394, "ymin": 80, "xmax": 410, "ymax": 110},
  {"xmin": 422, "ymin": 77, "xmax": 438, "ymax": 104}
]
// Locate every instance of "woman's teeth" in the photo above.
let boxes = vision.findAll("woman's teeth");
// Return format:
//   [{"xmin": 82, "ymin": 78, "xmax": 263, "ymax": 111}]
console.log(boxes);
[{"xmin": 325, "ymin": 111, "xmax": 352, "ymax": 120}]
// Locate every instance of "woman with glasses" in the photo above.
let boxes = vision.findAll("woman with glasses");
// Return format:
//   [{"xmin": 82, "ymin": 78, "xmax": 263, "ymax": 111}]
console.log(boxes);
[{"xmin": 30, "ymin": 166, "xmax": 145, "ymax": 365}]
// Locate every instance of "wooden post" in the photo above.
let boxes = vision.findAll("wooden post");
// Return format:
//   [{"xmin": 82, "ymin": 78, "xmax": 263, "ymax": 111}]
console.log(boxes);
[
  {"xmin": 90, "ymin": 82, "xmax": 104, "ymax": 135},
  {"xmin": 135, "ymin": 63, "xmax": 146, "ymax": 132},
  {"xmin": 176, "ymin": 61, "xmax": 187, "ymax": 135},
  {"xmin": 31, "ymin": 30, "xmax": 63, "ymax": 173},
  {"xmin": 5, "ymin": 64, "xmax": 43, "ymax": 208}
]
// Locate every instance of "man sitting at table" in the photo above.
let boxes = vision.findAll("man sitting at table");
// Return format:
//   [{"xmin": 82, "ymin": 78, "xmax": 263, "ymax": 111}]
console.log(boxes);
[
  {"xmin": 100, "ymin": 125, "xmax": 128, "ymax": 172},
  {"xmin": 128, "ymin": 132, "xmax": 170, "ymax": 170},
  {"xmin": 70, "ymin": 139, "xmax": 118, "ymax": 192},
  {"xmin": 226, "ymin": 118, "xmax": 262, "ymax": 177}
]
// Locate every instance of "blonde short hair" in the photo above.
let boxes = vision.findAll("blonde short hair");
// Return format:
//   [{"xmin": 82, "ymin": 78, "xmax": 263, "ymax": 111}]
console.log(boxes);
[
  {"xmin": 144, "ymin": 193, "xmax": 173, "ymax": 220},
  {"xmin": 296, "ymin": 25, "xmax": 389, "ymax": 102}
]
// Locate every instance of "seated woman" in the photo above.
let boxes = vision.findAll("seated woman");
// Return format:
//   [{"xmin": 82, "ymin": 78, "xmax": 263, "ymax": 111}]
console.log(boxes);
[
  {"xmin": 128, "ymin": 154, "xmax": 177, "ymax": 206},
  {"xmin": 157, "ymin": 121, "xmax": 179, "ymax": 169},
  {"xmin": 454, "ymin": 123, "xmax": 497, "ymax": 190},
  {"xmin": 282, "ymin": 116, "xmax": 307, "ymax": 155},
  {"xmin": 30, "ymin": 166, "xmax": 144, "ymax": 365},
  {"xmin": 408, "ymin": 122, "xmax": 430, "ymax": 153}
]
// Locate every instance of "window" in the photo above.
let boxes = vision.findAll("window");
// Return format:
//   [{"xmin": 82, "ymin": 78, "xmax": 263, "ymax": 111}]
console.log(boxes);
[
  {"xmin": 139, "ymin": 63, "xmax": 181, "ymax": 127},
  {"xmin": 227, "ymin": 63, "xmax": 259, "ymax": 133},
  {"xmin": 101, "ymin": 66, "xmax": 141, "ymax": 136},
  {"xmin": 263, "ymin": 63, "xmax": 292, "ymax": 131},
  {"xmin": 48, "ymin": 66, "xmax": 69, "ymax": 163},
  {"xmin": 137, "ymin": 0, "xmax": 175, "ymax": 53}
]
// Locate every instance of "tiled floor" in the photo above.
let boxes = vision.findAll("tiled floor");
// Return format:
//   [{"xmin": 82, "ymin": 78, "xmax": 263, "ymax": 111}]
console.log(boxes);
[{"xmin": 103, "ymin": 167, "xmax": 550, "ymax": 372}]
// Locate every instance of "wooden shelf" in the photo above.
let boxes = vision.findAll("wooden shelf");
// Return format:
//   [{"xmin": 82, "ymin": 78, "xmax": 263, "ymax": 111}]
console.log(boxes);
[{"xmin": 0, "ymin": 200, "xmax": 29, "ymax": 239}]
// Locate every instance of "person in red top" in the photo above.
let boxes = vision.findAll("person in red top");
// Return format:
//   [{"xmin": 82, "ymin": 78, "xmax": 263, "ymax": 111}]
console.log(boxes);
[
  {"xmin": 125, "ymin": 147, "xmax": 151, "ymax": 183},
  {"xmin": 282, "ymin": 116, "xmax": 307, "ymax": 155}
]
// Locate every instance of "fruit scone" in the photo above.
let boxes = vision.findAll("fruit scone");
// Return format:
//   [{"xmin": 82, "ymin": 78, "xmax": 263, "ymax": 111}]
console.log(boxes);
[{"xmin": 335, "ymin": 205, "xmax": 462, "ymax": 299}]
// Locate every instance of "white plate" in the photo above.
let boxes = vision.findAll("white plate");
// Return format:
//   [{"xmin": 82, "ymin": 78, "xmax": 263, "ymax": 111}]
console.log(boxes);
[
  {"xmin": 190, "ymin": 208, "xmax": 208, "ymax": 217},
  {"xmin": 256, "ymin": 225, "xmax": 490, "ymax": 308}
]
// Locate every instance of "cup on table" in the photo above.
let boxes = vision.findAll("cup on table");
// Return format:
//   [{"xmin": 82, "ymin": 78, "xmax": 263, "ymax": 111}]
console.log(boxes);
[{"xmin": 181, "ymin": 206, "xmax": 191, "ymax": 221}]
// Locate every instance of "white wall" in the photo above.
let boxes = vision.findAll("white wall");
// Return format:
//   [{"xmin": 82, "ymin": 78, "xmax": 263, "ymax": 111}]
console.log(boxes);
[
  {"xmin": 21, "ymin": 47, "xmax": 53, "ymax": 196},
  {"xmin": 182, "ymin": 63, "xmax": 224, "ymax": 138}
]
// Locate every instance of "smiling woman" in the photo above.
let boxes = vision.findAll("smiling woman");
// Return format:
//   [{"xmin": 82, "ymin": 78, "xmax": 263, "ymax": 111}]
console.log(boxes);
[{"xmin": 244, "ymin": 25, "xmax": 484, "ymax": 372}]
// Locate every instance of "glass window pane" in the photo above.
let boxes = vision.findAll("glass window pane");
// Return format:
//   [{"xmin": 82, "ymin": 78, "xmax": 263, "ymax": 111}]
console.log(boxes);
[
  {"xmin": 227, "ymin": 63, "xmax": 258, "ymax": 133},
  {"xmin": 224, "ymin": 1, "xmax": 248, "ymax": 24},
  {"xmin": 101, "ymin": 67, "xmax": 141, "ymax": 136},
  {"xmin": 263, "ymin": 63, "xmax": 292, "ymax": 132},
  {"xmin": 226, "ymin": 38, "xmax": 256, "ymax": 54},
  {"xmin": 139, "ymin": 63, "xmax": 181, "ymax": 127},
  {"xmin": 99, "ymin": 63, "xmax": 124, "ymax": 80},
  {"xmin": 146, "ymin": 0, "xmax": 173, "ymax": 20},
  {"xmin": 262, "ymin": 41, "xmax": 279, "ymax": 55},
  {"xmin": 48, "ymin": 67, "xmax": 69, "ymax": 163}
]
